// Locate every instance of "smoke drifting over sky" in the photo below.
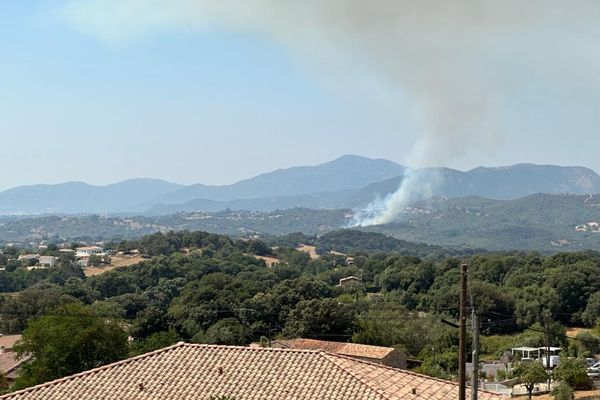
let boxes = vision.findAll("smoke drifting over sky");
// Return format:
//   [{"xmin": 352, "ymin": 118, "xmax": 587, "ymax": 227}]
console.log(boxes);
[{"xmin": 61, "ymin": 0, "xmax": 600, "ymax": 225}]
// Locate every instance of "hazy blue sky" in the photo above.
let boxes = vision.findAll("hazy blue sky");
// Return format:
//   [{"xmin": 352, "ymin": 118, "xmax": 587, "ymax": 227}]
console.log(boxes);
[{"xmin": 1, "ymin": 1, "xmax": 599, "ymax": 190}]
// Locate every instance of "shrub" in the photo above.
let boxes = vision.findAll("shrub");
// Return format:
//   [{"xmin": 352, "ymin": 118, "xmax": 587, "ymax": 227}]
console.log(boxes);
[{"xmin": 551, "ymin": 382, "xmax": 574, "ymax": 400}]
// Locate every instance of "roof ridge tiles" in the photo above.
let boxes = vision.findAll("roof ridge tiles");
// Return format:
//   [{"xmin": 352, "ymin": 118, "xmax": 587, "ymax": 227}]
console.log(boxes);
[
  {"xmin": 284, "ymin": 338, "xmax": 396, "ymax": 352},
  {"xmin": 327, "ymin": 352, "xmax": 502, "ymax": 398},
  {"xmin": 184, "ymin": 342, "xmax": 326, "ymax": 353}
]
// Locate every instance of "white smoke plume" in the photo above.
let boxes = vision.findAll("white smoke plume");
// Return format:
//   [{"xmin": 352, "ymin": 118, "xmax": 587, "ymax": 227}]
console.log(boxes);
[
  {"xmin": 60, "ymin": 1, "xmax": 600, "ymax": 225},
  {"xmin": 350, "ymin": 168, "xmax": 441, "ymax": 226}
]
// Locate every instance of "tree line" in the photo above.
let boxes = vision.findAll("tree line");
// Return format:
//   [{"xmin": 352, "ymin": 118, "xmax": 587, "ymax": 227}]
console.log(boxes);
[{"xmin": 1, "ymin": 230, "xmax": 600, "ymax": 390}]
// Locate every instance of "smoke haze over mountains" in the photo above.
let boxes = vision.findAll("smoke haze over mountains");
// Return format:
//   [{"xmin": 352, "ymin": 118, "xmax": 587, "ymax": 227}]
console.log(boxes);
[{"xmin": 61, "ymin": 0, "xmax": 600, "ymax": 224}]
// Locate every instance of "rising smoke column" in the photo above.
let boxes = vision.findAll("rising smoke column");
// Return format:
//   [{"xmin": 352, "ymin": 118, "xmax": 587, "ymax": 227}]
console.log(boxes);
[
  {"xmin": 61, "ymin": 0, "xmax": 600, "ymax": 226},
  {"xmin": 350, "ymin": 168, "xmax": 440, "ymax": 227}
]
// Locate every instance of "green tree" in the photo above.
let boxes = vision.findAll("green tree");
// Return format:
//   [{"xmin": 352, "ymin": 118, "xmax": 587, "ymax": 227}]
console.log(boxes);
[
  {"xmin": 5, "ymin": 259, "xmax": 20, "ymax": 273},
  {"xmin": 513, "ymin": 285, "xmax": 559, "ymax": 327},
  {"xmin": 582, "ymin": 292, "xmax": 600, "ymax": 327},
  {"xmin": 515, "ymin": 322, "xmax": 567, "ymax": 348},
  {"xmin": 283, "ymin": 298, "xmax": 355, "ymax": 340},
  {"xmin": 352, "ymin": 308, "xmax": 456, "ymax": 360},
  {"xmin": 58, "ymin": 251, "xmax": 76, "ymax": 265},
  {"xmin": 87, "ymin": 254, "xmax": 103, "ymax": 267},
  {"xmin": 0, "ymin": 285, "xmax": 75, "ymax": 334},
  {"xmin": 553, "ymin": 357, "xmax": 592, "ymax": 390},
  {"xmin": 574, "ymin": 330, "xmax": 600, "ymax": 356},
  {"xmin": 513, "ymin": 362, "xmax": 548, "ymax": 400},
  {"xmin": 551, "ymin": 382, "xmax": 574, "ymax": 400},
  {"xmin": 545, "ymin": 261, "xmax": 600, "ymax": 324},
  {"xmin": 131, "ymin": 330, "xmax": 180, "ymax": 356},
  {"xmin": 193, "ymin": 319, "xmax": 247, "ymax": 345},
  {"xmin": 0, "ymin": 372, "xmax": 9, "ymax": 393},
  {"xmin": 13, "ymin": 303, "xmax": 129, "ymax": 389}
]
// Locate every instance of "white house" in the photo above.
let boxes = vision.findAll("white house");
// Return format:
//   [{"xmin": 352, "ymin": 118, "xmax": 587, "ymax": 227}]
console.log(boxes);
[
  {"xmin": 338, "ymin": 275, "xmax": 362, "ymax": 287},
  {"xmin": 76, "ymin": 246, "xmax": 104, "ymax": 257},
  {"xmin": 38, "ymin": 256, "xmax": 58, "ymax": 267}
]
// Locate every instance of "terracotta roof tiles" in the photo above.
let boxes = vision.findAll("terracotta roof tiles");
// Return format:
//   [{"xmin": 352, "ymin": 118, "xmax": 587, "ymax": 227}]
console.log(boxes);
[
  {"xmin": 277, "ymin": 338, "xmax": 397, "ymax": 359},
  {"xmin": 0, "ymin": 343, "xmax": 502, "ymax": 400},
  {"xmin": 0, "ymin": 352, "xmax": 28, "ymax": 376},
  {"xmin": 0, "ymin": 335, "xmax": 21, "ymax": 350}
]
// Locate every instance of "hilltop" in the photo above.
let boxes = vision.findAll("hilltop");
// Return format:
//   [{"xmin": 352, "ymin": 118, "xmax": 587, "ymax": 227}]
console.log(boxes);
[{"xmin": 1, "ymin": 156, "xmax": 599, "ymax": 215}]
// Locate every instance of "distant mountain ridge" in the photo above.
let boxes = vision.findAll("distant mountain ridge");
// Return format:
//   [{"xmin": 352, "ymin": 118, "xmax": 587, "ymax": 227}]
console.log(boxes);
[
  {"xmin": 149, "ymin": 163, "xmax": 600, "ymax": 214},
  {"xmin": 0, "ymin": 155, "xmax": 599, "ymax": 215},
  {"xmin": 0, "ymin": 155, "xmax": 404, "ymax": 215},
  {"xmin": 150, "ymin": 154, "xmax": 405, "ymax": 204},
  {"xmin": 0, "ymin": 179, "xmax": 183, "ymax": 215}
]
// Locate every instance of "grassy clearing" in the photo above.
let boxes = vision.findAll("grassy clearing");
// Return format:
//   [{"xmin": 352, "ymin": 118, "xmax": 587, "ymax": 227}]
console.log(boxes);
[{"xmin": 84, "ymin": 255, "xmax": 144, "ymax": 276}]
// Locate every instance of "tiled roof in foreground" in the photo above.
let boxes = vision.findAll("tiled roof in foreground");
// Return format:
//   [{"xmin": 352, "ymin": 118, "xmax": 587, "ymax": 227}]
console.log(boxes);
[
  {"xmin": 276, "ymin": 338, "xmax": 397, "ymax": 359},
  {"xmin": 0, "ymin": 343, "xmax": 502, "ymax": 400}
]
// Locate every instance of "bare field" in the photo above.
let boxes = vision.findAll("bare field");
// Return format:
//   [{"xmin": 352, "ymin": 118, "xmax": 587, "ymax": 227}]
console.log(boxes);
[
  {"xmin": 296, "ymin": 244, "xmax": 320, "ymax": 259},
  {"xmin": 84, "ymin": 255, "xmax": 144, "ymax": 276},
  {"xmin": 255, "ymin": 255, "xmax": 280, "ymax": 266},
  {"xmin": 566, "ymin": 327, "xmax": 591, "ymax": 337},
  {"xmin": 534, "ymin": 389, "xmax": 600, "ymax": 399}
]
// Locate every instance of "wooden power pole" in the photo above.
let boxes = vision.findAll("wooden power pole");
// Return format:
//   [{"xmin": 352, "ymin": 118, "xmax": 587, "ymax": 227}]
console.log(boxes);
[
  {"xmin": 544, "ymin": 311, "xmax": 551, "ymax": 391},
  {"xmin": 471, "ymin": 311, "xmax": 479, "ymax": 400},
  {"xmin": 459, "ymin": 263, "xmax": 468, "ymax": 400}
]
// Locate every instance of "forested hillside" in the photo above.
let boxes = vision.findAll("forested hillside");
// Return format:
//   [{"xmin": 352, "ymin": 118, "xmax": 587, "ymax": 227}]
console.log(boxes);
[
  {"xmin": 267, "ymin": 230, "xmax": 471, "ymax": 258},
  {"xmin": 2, "ymin": 194, "xmax": 600, "ymax": 253},
  {"xmin": 367, "ymin": 194, "xmax": 600, "ymax": 251},
  {"xmin": 2, "ymin": 230, "xmax": 600, "ymax": 388},
  {"xmin": 0, "ymin": 209, "xmax": 348, "ymax": 244}
]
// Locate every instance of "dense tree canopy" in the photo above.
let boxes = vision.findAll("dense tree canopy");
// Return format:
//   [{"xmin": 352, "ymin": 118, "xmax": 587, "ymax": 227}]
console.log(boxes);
[
  {"xmin": 1, "ymin": 230, "xmax": 599, "ymax": 388},
  {"xmin": 13, "ymin": 303, "xmax": 128, "ymax": 389}
]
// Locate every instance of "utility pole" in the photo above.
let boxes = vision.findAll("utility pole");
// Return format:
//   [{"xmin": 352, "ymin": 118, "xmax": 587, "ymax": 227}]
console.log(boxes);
[
  {"xmin": 268, "ymin": 321, "xmax": 272, "ymax": 348},
  {"xmin": 459, "ymin": 263, "xmax": 468, "ymax": 400},
  {"xmin": 471, "ymin": 310, "xmax": 479, "ymax": 400},
  {"xmin": 544, "ymin": 311, "xmax": 551, "ymax": 391}
]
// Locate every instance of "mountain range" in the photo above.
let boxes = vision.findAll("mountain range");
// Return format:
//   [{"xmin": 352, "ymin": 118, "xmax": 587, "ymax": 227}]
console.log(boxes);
[{"xmin": 1, "ymin": 155, "xmax": 599, "ymax": 215}]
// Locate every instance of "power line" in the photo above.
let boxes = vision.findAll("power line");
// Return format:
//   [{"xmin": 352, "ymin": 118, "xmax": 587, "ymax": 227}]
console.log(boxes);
[{"xmin": 524, "ymin": 326, "xmax": 600, "ymax": 347}]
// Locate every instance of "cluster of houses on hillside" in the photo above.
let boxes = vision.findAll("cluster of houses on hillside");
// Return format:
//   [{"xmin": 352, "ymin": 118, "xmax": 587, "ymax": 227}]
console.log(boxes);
[
  {"xmin": 3, "ymin": 245, "xmax": 110, "ymax": 271},
  {"xmin": 575, "ymin": 221, "xmax": 600, "ymax": 233},
  {"xmin": 17, "ymin": 254, "xmax": 58, "ymax": 268}
]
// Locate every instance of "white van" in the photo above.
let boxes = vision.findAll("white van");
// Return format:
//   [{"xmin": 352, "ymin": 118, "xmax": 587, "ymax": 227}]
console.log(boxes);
[{"xmin": 542, "ymin": 356, "xmax": 560, "ymax": 368}]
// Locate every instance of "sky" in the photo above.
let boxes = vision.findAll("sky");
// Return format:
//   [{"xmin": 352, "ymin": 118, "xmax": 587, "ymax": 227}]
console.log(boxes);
[{"xmin": 0, "ymin": 1, "xmax": 599, "ymax": 190}]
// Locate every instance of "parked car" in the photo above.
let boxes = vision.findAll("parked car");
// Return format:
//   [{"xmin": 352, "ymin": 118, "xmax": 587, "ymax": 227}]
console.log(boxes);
[
  {"xmin": 586, "ymin": 358, "xmax": 597, "ymax": 367},
  {"xmin": 587, "ymin": 362, "xmax": 600, "ymax": 377}
]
